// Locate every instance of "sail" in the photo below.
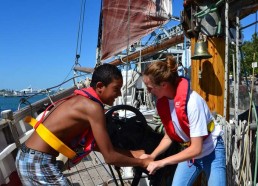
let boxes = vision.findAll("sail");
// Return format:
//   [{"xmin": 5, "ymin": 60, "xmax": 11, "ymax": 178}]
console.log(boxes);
[{"xmin": 100, "ymin": 0, "xmax": 172, "ymax": 60}]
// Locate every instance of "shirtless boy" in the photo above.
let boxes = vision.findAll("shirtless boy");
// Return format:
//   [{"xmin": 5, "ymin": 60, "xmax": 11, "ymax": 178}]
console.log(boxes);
[{"xmin": 15, "ymin": 64, "xmax": 150, "ymax": 185}]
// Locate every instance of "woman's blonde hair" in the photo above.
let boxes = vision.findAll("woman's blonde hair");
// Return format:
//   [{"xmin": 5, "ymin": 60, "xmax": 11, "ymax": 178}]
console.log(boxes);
[{"xmin": 143, "ymin": 55, "xmax": 178, "ymax": 86}]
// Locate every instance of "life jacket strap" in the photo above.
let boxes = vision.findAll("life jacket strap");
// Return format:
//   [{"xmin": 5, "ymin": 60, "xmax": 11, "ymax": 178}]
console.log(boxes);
[
  {"xmin": 24, "ymin": 116, "xmax": 76, "ymax": 159},
  {"xmin": 179, "ymin": 120, "xmax": 215, "ymax": 149}
]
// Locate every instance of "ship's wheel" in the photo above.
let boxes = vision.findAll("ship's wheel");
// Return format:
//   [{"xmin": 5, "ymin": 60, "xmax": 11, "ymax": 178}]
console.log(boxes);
[
  {"xmin": 105, "ymin": 105, "xmax": 151, "ymax": 151},
  {"xmin": 105, "ymin": 105, "xmax": 176, "ymax": 186}
]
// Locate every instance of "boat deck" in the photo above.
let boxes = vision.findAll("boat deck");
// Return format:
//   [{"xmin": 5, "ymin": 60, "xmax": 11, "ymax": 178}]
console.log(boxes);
[{"xmin": 63, "ymin": 151, "xmax": 136, "ymax": 186}]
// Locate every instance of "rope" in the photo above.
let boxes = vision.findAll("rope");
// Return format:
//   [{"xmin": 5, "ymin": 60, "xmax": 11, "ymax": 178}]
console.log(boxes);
[
  {"xmin": 75, "ymin": 0, "xmax": 87, "ymax": 60},
  {"xmin": 16, "ymin": 74, "xmax": 85, "ymax": 112},
  {"xmin": 73, "ymin": 0, "xmax": 87, "ymax": 85},
  {"xmin": 123, "ymin": 0, "xmax": 131, "ymax": 109},
  {"xmin": 253, "ymin": 12, "xmax": 258, "ymax": 185},
  {"xmin": 219, "ymin": 113, "xmax": 257, "ymax": 185},
  {"xmin": 238, "ymin": 44, "xmax": 258, "ymax": 186}
]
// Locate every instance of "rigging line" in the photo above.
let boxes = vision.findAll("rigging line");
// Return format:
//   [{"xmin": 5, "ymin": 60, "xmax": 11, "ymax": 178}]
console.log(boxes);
[
  {"xmin": 47, "ymin": 74, "xmax": 86, "ymax": 90},
  {"xmin": 75, "ymin": 0, "xmax": 87, "ymax": 62},
  {"xmin": 240, "ymin": 20, "xmax": 258, "ymax": 31},
  {"xmin": 73, "ymin": 0, "xmax": 86, "ymax": 84},
  {"xmin": 239, "ymin": 46, "xmax": 258, "ymax": 186},
  {"xmin": 78, "ymin": 0, "xmax": 87, "ymax": 55},
  {"xmin": 58, "ymin": 64, "xmax": 79, "ymax": 91},
  {"xmin": 124, "ymin": 0, "xmax": 131, "ymax": 108},
  {"xmin": 96, "ymin": 0, "xmax": 103, "ymax": 64},
  {"xmin": 19, "ymin": 74, "xmax": 86, "ymax": 105}
]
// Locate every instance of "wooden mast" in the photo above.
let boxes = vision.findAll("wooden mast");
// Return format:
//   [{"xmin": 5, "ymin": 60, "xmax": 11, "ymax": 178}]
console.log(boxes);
[
  {"xmin": 185, "ymin": 0, "xmax": 257, "ymax": 118},
  {"xmin": 191, "ymin": 37, "xmax": 226, "ymax": 116},
  {"xmin": 182, "ymin": 0, "xmax": 228, "ymax": 117}
]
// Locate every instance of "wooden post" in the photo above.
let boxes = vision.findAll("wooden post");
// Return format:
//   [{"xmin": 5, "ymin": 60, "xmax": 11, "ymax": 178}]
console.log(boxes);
[{"xmin": 191, "ymin": 37, "xmax": 226, "ymax": 116}]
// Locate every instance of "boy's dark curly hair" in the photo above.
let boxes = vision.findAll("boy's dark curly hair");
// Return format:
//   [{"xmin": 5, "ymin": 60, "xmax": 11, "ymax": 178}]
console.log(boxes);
[{"xmin": 90, "ymin": 63, "xmax": 122, "ymax": 87}]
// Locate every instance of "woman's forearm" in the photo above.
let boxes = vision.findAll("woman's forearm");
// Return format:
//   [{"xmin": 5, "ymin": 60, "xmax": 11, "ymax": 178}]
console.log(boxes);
[{"xmin": 151, "ymin": 134, "xmax": 172, "ymax": 159}]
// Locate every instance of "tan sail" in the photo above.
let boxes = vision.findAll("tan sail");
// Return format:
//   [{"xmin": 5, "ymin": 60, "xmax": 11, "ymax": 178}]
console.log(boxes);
[{"xmin": 101, "ymin": 0, "xmax": 172, "ymax": 60}]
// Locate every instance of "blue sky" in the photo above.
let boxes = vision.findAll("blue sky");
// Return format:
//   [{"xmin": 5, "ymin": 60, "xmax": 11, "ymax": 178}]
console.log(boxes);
[{"xmin": 0, "ymin": 1, "xmax": 257, "ymax": 90}]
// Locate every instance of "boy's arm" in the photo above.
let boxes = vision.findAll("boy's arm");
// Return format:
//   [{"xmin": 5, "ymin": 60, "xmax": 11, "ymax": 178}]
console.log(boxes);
[
  {"xmin": 94, "ymin": 146, "xmax": 145, "ymax": 158},
  {"xmin": 87, "ymin": 103, "xmax": 150, "ymax": 168}
]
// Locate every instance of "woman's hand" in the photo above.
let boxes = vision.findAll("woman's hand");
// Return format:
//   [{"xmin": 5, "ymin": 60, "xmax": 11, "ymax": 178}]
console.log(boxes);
[{"xmin": 147, "ymin": 160, "xmax": 165, "ymax": 175}]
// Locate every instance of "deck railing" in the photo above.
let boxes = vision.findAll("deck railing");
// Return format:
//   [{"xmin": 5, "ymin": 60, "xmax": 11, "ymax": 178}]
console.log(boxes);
[{"xmin": 0, "ymin": 87, "xmax": 76, "ymax": 185}]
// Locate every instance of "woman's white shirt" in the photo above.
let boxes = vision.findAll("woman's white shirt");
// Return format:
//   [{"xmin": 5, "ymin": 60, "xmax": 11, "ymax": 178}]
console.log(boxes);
[{"xmin": 168, "ymin": 90, "xmax": 222, "ymax": 158}]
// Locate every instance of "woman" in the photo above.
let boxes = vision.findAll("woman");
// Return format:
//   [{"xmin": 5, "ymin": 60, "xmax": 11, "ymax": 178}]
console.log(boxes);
[{"xmin": 141, "ymin": 56, "xmax": 226, "ymax": 185}]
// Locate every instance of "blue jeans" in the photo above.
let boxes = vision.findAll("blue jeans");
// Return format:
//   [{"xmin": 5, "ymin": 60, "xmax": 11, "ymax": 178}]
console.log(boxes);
[{"xmin": 172, "ymin": 136, "xmax": 226, "ymax": 186}]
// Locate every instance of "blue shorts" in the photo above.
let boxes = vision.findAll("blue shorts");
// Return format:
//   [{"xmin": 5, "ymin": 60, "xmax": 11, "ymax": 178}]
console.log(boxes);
[{"xmin": 15, "ymin": 144, "xmax": 71, "ymax": 185}]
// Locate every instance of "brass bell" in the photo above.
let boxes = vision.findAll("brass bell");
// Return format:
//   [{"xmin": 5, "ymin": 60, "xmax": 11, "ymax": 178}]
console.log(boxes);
[{"xmin": 191, "ymin": 40, "xmax": 212, "ymax": 60}]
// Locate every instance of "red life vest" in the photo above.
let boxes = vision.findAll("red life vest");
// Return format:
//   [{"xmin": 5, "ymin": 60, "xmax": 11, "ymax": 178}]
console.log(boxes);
[
  {"xmin": 36, "ymin": 87, "xmax": 103, "ymax": 165},
  {"xmin": 70, "ymin": 87, "xmax": 104, "ymax": 164},
  {"xmin": 156, "ymin": 77, "xmax": 191, "ymax": 143}
]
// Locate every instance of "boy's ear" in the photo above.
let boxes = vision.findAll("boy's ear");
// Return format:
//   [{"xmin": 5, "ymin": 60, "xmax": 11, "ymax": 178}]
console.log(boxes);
[
  {"xmin": 95, "ymin": 82, "xmax": 105, "ymax": 94},
  {"xmin": 96, "ymin": 82, "xmax": 104, "ymax": 90}
]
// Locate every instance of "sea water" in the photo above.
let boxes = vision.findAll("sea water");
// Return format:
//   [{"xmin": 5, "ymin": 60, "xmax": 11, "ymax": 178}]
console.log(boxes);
[{"xmin": 0, "ymin": 95, "xmax": 47, "ymax": 117}]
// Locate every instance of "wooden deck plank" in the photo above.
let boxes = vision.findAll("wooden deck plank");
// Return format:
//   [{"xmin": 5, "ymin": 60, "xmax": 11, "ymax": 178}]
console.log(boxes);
[
  {"xmin": 82, "ymin": 152, "xmax": 110, "ymax": 185},
  {"xmin": 75, "ymin": 160, "xmax": 95, "ymax": 186},
  {"xmin": 90, "ymin": 151, "xmax": 113, "ymax": 182},
  {"xmin": 86, "ymin": 167, "xmax": 103, "ymax": 185},
  {"xmin": 88, "ymin": 152, "xmax": 135, "ymax": 186},
  {"xmin": 64, "ymin": 165, "xmax": 86, "ymax": 185},
  {"xmin": 63, "ymin": 151, "xmax": 134, "ymax": 186}
]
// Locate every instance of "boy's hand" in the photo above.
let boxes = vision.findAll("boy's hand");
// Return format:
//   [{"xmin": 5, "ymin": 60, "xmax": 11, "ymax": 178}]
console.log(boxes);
[
  {"xmin": 141, "ymin": 157, "xmax": 153, "ymax": 169},
  {"xmin": 130, "ymin": 149, "xmax": 145, "ymax": 158},
  {"xmin": 139, "ymin": 153, "xmax": 155, "ymax": 160}
]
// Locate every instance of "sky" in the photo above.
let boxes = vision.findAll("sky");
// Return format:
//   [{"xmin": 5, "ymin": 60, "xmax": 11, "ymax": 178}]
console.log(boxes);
[{"xmin": 0, "ymin": 1, "xmax": 257, "ymax": 90}]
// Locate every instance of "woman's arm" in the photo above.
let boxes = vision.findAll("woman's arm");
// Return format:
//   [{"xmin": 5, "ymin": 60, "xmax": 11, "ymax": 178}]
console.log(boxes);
[
  {"xmin": 161, "ymin": 136, "xmax": 202, "ymax": 165},
  {"xmin": 149, "ymin": 132, "xmax": 173, "ymax": 159},
  {"xmin": 147, "ymin": 136, "xmax": 203, "ymax": 174}
]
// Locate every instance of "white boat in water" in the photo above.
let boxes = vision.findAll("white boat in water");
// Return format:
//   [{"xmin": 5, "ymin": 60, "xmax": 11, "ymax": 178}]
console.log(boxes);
[
  {"xmin": 19, "ymin": 87, "xmax": 45, "ymax": 96},
  {"xmin": 2, "ymin": 87, "xmax": 46, "ymax": 97},
  {"xmin": 3, "ymin": 91, "xmax": 23, "ymax": 97},
  {"xmin": 0, "ymin": 0, "xmax": 258, "ymax": 186}
]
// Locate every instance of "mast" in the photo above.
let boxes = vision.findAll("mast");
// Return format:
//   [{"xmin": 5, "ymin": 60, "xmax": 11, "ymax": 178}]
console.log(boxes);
[
  {"xmin": 182, "ymin": 1, "xmax": 258, "ymax": 185},
  {"xmin": 182, "ymin": 0, "xmax": 227, "ymax": 117}
]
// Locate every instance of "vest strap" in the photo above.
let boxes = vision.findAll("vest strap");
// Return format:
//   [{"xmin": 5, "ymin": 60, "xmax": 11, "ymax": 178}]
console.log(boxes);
[{"xmin": 24, "ymin": 116, "xmax": 76, "ymax": 159}]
